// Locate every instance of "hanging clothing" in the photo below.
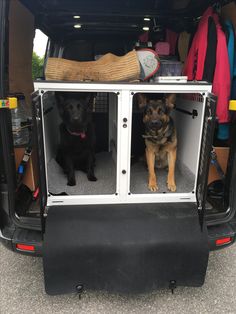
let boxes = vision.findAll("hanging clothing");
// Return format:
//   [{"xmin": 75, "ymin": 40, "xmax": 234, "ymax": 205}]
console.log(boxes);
[
  {"xmin": 225, "ymin": 20, "xmax": 236, "ymax": 100},
  {"xmin": 202, "ymin": 17, "xmax": 217, "ymax": 83},
  {"xmin": 139, "ymin": 32, "xmax": 149, "ymax": 43},
  {"xmin": 225, "ymin": 20, "xmax": 235, "ymax": 80},
  {"xmin": 231, "ymin": 57, "xmax": 236, "ymax": 100},
  {"xmin": 184, "ymin": 7, "xmax": 231, "ymax": 124},
  {"xmin": 166, "ymin": 29, "xmax": 178, "ymax": 55},
  {"xmin": 178, "ymin": 31, "xmax": 191, "ymax": 63},
  {"xmin": 217, "ymin": 124, "xmax": 230, "ymax": 140}
]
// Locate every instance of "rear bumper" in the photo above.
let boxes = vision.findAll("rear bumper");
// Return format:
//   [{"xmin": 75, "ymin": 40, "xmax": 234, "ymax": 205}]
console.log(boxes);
[
  {"xmin": 208, "ymin": 220, "xmax": 236, "ymax": 250},
  {"xmin": 0, "ymin": 226, "xmax": 43, "ymax": 256},
  {"xmin": 1, "ymin": 220, "xmax": 236, "ymax": 257}
]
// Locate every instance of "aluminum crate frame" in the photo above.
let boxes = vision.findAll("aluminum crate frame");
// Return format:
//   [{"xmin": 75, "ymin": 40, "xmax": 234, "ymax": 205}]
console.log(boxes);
[{"xmin": 34, "ymin": 81, "xmax": 212, "ymax": 207}]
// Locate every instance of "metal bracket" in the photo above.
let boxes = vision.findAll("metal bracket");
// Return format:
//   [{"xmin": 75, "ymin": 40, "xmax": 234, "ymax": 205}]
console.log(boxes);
[
  {"xmin": 169, "ymin": 280, "xmax": 177, "ymax": 294},
  {"xmin": 76, "ymin": 284, "xmax": 84, "ymax": 299},
  {"xmin": 175, "ymin": 107, "xmax": 198, "ymax": 119}
]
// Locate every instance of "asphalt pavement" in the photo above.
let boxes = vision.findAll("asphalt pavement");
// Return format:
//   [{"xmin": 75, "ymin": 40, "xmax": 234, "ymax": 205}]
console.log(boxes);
[{"xmin": 1, "ymin": 243, "xmax": 236, "ymax": 314}]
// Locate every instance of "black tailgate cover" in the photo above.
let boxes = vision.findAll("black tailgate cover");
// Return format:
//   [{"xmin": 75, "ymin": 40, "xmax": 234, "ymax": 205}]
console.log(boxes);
[{"xmin": 43, "ymin": 203, "xmax": 209, "ymax": 295}]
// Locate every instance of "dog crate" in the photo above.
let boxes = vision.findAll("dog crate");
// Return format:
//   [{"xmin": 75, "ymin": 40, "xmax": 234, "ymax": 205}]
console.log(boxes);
[{"xmin": 33, "ymin": 81, "xmax": 216, "ymax": 207}]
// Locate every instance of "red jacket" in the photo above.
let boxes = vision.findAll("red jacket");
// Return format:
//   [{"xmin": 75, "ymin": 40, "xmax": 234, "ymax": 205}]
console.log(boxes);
[{"xmin": 184, "ymin": 7, "xmax": 230, "ymax": 123}]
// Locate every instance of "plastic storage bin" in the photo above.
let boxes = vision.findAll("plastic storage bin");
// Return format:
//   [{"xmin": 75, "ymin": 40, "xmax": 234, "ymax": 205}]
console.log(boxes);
[{"xmin": 158, "ymin": 60, "xmax": 183, "ymax": 76}]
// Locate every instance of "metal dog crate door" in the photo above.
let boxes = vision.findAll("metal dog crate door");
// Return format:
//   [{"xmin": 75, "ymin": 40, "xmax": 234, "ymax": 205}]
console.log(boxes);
[{"xmin": 33, "ymin": 81, "xmax": 215, "ymax": 207}]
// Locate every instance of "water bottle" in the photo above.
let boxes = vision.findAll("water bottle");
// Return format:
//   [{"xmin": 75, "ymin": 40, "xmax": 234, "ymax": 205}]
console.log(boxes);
[{"xmin": 11, "ymin": 93, "xmax": 29, "ymax": 146}]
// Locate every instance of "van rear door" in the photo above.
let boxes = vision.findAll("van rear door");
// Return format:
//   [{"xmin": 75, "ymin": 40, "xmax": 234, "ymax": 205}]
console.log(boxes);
[{"xmin": 0, "ymin": 0, "xmax": 17, "ymax": 229}]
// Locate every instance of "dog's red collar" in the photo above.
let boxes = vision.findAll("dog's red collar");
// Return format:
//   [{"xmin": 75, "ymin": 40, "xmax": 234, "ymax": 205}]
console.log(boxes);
[{"xmin": 67, "ymin": 128, "xmax": 86, "ymax": 139}]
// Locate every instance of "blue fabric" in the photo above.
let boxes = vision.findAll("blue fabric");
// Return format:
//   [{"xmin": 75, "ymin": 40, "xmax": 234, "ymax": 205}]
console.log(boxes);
[
  {"xmin": 18, "ymin": 164, "xmax": 24, "ymax": 174},
  {"xmin": 218, "ymin": 21, "xmax": 235, "ymax": 140},
  {"xmin": 225, "ymin": 20, "xmax": 236, "ymax": 100},
  {"xmin": 232, "ymin": 78, "xmax": 236, "ymax": 100},
  {"xmin": 225, "ymin": 21, "xmax": 235, "ymax": 80},
  {"xmin": 217, "ymin": 123, "xmax": 230, "ymax": 140}
]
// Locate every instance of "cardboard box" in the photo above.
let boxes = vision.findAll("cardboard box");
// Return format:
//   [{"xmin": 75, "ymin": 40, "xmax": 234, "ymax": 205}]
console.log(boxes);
[
  {"xmin": 208, "ymin": 147, "xmax": 229, "ymax": 184},
  {"xmin": 14, "ymin": 147, "xmax": 38, "ymax": 191}
]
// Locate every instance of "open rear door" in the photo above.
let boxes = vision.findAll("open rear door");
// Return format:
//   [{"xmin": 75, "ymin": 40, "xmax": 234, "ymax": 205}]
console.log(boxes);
[
  {"xmin": 0, "ymin": 0, "xmax": 17, "ymax": 229},
  {"xmin": 43, "ymin": 203, "xmax": 209, "ymax": 295}
]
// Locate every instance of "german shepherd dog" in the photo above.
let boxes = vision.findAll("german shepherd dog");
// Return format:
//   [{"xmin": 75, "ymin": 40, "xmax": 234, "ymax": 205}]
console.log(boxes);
[
  {"xmin": 55, "ymin": 92, "xmax": 97, "ymax": 186},
  {"xmin": 138, "ymin": 93, "xmax": 177, "ymax": 192}
]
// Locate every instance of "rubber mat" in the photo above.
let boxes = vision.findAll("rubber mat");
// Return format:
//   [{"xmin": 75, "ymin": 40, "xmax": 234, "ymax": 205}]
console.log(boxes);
[{"xmin": 43, "ymin": 203, "xmax": 209, "ymax": 295}]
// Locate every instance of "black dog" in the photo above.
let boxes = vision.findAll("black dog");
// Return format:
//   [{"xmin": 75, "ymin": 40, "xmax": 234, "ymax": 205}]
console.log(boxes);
[{"xmin": 55, "ymin": 92, "xmax": 97, "ymax": 186}]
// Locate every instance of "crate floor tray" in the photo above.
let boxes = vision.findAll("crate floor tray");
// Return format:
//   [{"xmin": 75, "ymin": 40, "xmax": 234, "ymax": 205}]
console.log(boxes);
[
  {"xmin": 130, "ymin": 161, "xmax": 195, "ymax": 194},
  {"xmin": 47, "ymin": 152, "xmax": 116, "ymax": 195},
  {"xmin": 47, "ymin": 152, "xmax": 195, "ymax": 195},
  {"xmin": 43, "ymin": 203, "xmax": 209, "ymax": 295}
]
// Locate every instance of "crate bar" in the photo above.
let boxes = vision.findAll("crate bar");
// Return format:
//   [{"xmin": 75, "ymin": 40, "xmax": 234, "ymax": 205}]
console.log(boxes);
[{"xmin": 117, "ymin": 90, "xmax": 133, "ymax": 201}]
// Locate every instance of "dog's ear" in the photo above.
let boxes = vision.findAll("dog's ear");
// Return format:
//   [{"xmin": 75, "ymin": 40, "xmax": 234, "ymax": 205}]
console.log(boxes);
[
  {"xmin": 136, "ymin": 93, "xmax": 147, "ymax": 109},
  {"xmin": 165, "ymin": 94, "xmax": 176, "ymax": 111}
]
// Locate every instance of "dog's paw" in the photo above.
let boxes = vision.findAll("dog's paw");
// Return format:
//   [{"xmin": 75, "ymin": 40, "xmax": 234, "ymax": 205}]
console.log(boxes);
[
  {"xmin": 67, "ymin": 178, "xmax": 76, "ymax": 186},
  {"xmin": 87, "ymin": 175, "xmax": 97, "ymax": 182},
  {"xmin": 167, "ymin": 182, "xmax": 176, "ymax": 192},
  {"xmin": 148, "ymin": 183, "xmax": 158, "ymax": 192}
]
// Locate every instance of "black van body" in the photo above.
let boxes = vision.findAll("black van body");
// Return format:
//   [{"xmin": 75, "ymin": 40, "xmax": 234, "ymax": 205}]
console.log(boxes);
[{"xmin": 1, "ymin": 0, "xmax": 236, "ymax": 295}]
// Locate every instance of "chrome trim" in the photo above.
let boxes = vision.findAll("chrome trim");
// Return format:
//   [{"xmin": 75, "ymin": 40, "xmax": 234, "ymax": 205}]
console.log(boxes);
[{"xmin": 0, "ymin": 228, "xmax": 11, "ymax": 241}]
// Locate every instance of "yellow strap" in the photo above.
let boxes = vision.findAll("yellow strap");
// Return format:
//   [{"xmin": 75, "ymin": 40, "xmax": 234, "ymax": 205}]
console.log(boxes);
[
  {"xmin": 0, "ymin": 97, "xmax": 17, "ymax": 109},
  {"xmin": 229, "ymin": 100, "xmax": 236, "ymax": 111}
]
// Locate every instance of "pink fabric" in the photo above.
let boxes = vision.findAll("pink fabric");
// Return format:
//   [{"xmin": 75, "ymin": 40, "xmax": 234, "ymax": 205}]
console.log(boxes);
[
  {"xmin": 184, "ymin": 7, "xmax": 230, "ymax": 123},
  {"xmin": 139, "ymin": 32, "xmax": 149, "ymax": 43},
  {"xmin": 183, "ymin": 8, "xmax": 210, "ymax": 80},
  {"xmin": 166, "ymin": 29, "xmax": 178, "ymax": 55},
  {"xmin": 212, "ymin": 22, "xmax": 231, "ymax": 123},
  {"xmin": 155, "ymin": 42, "xmax": 170, "ymax": 55}
]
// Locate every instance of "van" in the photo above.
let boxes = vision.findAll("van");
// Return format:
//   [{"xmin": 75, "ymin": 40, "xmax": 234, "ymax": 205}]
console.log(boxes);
[{"xmin": 1, "ymin": 0, "xmax": 236, "ymax": 295}]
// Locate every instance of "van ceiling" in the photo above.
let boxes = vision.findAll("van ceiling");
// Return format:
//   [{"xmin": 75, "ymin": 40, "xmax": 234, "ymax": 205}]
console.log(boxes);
[{"xmin": 20, "ymin": 0, "xmax": 218, "ymax": 40}]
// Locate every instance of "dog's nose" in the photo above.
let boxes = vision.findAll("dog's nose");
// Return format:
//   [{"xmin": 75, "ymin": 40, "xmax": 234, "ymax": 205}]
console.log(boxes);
[{"xmin": 151, "ymin": 120, "xmax": 162, "ymax": 129}]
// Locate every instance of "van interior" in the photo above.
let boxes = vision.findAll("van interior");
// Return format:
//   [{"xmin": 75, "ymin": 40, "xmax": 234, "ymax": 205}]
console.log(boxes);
[{"xmin": 7, "ymin": 0, "xmax": 236, "ymax": 224}]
